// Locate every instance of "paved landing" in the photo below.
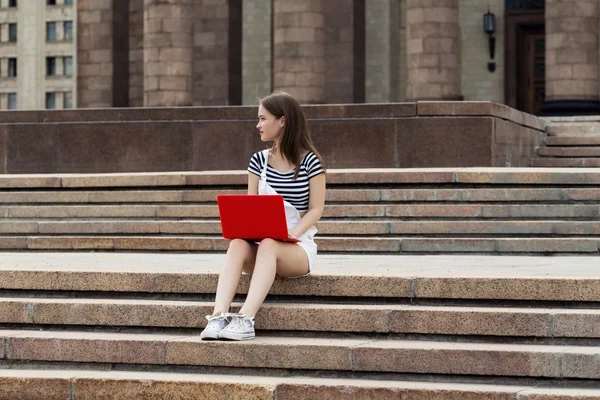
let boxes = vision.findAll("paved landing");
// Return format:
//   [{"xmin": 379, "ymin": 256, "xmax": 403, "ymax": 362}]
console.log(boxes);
[{"xmin": 0, "ymin": 252, "xmax": 597, "ymax": 278}]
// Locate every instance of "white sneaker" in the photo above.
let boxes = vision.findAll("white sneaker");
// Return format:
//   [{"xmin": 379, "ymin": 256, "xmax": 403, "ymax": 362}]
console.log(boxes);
[
  {"xmin": 218, "ymin": 313, "xmax": 255, "ymax": 341},
  {"xmin": 200, "ymin": 313, "xmax": 228, "ymax": 340}
]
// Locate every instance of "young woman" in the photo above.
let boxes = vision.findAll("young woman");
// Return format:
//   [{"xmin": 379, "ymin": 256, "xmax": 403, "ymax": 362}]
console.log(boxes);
[{"xmin": 201, "ymin": 91, "xmax": 326, "ymax": 341}]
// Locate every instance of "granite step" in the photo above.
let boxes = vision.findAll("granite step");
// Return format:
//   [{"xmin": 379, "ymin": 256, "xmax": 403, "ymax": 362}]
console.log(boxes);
[
  {"xmin": 0, "ymin": 219, "xmax": 599, "ymax": 236},
  {"xmin": 537, "ymin": 147, "xmax": 600, "ymax": 157},
  {"xmin": 547, "ymin": 123, "xmax": 600, "ymax": 136},
  {"xmin": 1, "ymin": 330, "xmax": 599, "ymax": 379},
  {"xmin": 4, "ymin": 369, "xmax": 598, "ymax": 400},
  {"xmin": 4, "ymin": 204, "xmax": 600, "ymax": 219},
  {"xmin": 1, "ymin": 235, "xmax": 599, "ymax": 253},
  {"xmin": 544, "ymin": 136, "xmax": 600, "ymax": 146},
  {"xmin": 2, "ymin": 188, "xmax": 600, "ymax": 204},
  {"xmin": 530, "ymin": 157, "xmax": 600, "ymax": 167},
  {"xmin": 0, "ymin": 253, "xmax": 598, "ymax": 302},
  {"xmin": 0, "ymin": 169, "xmax": 599, "ymax": 189},
  {"xmin": 2, "ymin": 298, "xmax": 599, "ymax": 338}
]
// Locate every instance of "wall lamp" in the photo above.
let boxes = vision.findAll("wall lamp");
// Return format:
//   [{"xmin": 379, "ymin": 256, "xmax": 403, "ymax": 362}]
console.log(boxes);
[{"xmin": 483, "ymin": 9, "xmax": 496, "ymax": 72}]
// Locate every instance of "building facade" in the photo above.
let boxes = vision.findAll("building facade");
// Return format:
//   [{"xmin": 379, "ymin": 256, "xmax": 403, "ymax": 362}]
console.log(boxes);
[
  {"xmin": 0, "ymin": 0, "xmax": 597, "ymax": 116},
  {"xmin": 0, "ymin": 0, "xmax": 76, "ymax": 110}
]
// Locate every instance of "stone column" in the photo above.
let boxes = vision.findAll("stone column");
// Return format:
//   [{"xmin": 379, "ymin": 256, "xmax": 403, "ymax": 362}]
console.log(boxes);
[
  {"xmin": 193, "ymin": 0, "xmax": 242, "ymax": 106},
  {"xmin": 406, "ymin": 0, "xmax": 461, "ymax": 100},
  {"xmin": 242, "ymin": 0, "xmax": 272, "ymax": 105},
  {"xmin": 273, "ymin": 0, "xmax": 326, "ymax": 104},
  {"xmin": 543, "ymin": 0, "xmax": 599, "ymax": 114},
  {"xmin": 143, "ymin": 0, "xmax": 193, "ymax": 107},
  {"xmin": 129, "ymin": 0, "xmax": 144, "ymax": 107},
  {"xmin": 323, "ymin": 0, "xmax": 359, "ymax": 104},
  {"xmin": 365, "ymin": 0, "xmax": 402, "ymax": 103},
  {"xmin": 77, "ymin": 0, "xmax": 114, "ymax": 108}
]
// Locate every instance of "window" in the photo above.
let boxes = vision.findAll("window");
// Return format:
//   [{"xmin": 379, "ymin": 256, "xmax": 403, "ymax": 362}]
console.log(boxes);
[
  {"xmin": 8, "ymin": 58, "xmax": 16, "ymax": 77},
  {"xmin": 64, "ymin": 21, "xmax": 73, "ymax": 40},
  {"xmin": 64, "ymin": 0, "xmax": 73, "ymax": 4},
  {"xmin": 47, "ymin": 0, "xmax": 56, "ymax": 5},
  {"xmin": 45, "ymin": 92, "xmax": 56, "ymax": 109},
  {"xmin": 46, "ymin": 57, "xmax": 56, "ymax": 76},
  {"xmin": 8, "ymin": 0, "xmax": 17, "ymax": 7},
  {"xmin": 8, "ymin": 93, "xmax": 16, "ymax": 110},
  {"xmin": 63, "ymin": 92, "xmax": 72, "ymax": 109},
  {"xmin": 46, "ymin": 22, "xmax": 56, "ymax": 41},
  {"xmin": 64, "ymin": 56, "xmax": 73, "ymax": 76},
  {"xmin": 8, "ymin": 23, "xmax": 17, "ymax": 42}
]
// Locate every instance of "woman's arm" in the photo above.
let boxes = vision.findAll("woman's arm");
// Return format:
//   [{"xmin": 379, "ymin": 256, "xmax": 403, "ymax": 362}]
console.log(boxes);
[
  {"xmin": 289, "ymin": 173, "xmax": 326, "ymax": 238},
  {"xmin": 248, "ymin": 172, "xmax": 260, "ymax": 195}
]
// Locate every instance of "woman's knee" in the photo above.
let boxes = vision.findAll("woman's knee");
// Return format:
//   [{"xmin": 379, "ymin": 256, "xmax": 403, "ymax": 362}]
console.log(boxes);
[
  {"xmin": 228, "ymin": 238, "xmax": 253, "ymax": 254},
  {"xmin": 257, "ymin": 238, "xmax": 279, "ymax": 257},
  {"xmin": 225, "ymin": 239, "xmax": 256, "ymax": 264}
]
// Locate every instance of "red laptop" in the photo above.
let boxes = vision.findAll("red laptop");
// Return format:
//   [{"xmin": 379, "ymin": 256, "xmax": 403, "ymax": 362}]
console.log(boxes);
[{"xmin": 217, "ymin": 194, "xmax": 300, "ymax": 242}]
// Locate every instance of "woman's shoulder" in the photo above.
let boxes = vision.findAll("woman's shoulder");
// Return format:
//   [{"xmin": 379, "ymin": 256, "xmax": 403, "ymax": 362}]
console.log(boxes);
[
  {"xmin": 301, "ymin": 151, "xmax": 321, "ymax": 165},
  {"xmin": 250, "ymin": 150, "xmax": 268, "ymax": 162}
]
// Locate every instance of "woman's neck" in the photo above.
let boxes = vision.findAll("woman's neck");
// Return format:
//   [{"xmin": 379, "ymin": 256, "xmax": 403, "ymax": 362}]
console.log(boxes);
[{"xmin": 270, "ymin": 141, "xmax": 281, "ymax": 156}]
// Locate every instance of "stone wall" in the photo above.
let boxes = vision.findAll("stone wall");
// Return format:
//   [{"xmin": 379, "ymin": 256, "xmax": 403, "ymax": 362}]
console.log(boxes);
[
  {"xmin": 273, "ymin": 0, "xmax": 326, "ymax": 103},
  {"xmin": 406, "ymin": 0, "xmax": 461, "ymax": 100},
  {"xmin": 193, "ymin": 0, "xmax": 234, "ymax": 105},
  {"xmin": 77, "ymin": 0, "xmax": 114, "ymax": 108},
  {"xmin": 242, "ymin": 0, "xmax": 272, "ymax": 105},
  {"xmin": 143, "ymin": 0, "xmax": 194, "ymax": 107},
  {"xmin": 459, "ymin": 0, "xmax": 504, "ymax": 103},
  {"xmin": 546, "ymin": 0, "xmax": 599, "ymax": 101},
  {"xmin": 0, "ymin": 102, "xmax": 546, "ymax": 173}
]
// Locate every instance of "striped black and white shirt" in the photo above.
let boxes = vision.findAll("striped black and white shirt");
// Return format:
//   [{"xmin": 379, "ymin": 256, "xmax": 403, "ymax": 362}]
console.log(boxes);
[{"xmin": 248, "ymin": 151, "xmax": 325, "ymax": 212}]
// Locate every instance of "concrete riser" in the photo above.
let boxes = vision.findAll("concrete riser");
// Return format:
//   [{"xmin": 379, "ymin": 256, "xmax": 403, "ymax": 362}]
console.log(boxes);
[
  {"xmin": 530, "ymin": 157, "xmax": 600, "ymax": 167},
  {"xmin": 535, "ymin": 121, "xmax": 600, "ymax": 166},
  {"xmin": 3, "ymin": 371, "xmax": 593, "ymax": 400},
  {"xmin": 2, "ymin": 236, "xmax": 600, "ymax": 254},
  {"xmin": 1, "ymin": 299, "xmax": 600, "ymax": 338},
  {"xmin": 2, "ymin": 331, "xmax": 600, "ymax": 379}
]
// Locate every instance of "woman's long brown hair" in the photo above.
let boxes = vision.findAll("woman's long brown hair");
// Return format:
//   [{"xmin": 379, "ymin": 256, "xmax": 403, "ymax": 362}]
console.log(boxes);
[{"xmin": 259, "ymin": 92, "xmax": 325, "ymax": 180}]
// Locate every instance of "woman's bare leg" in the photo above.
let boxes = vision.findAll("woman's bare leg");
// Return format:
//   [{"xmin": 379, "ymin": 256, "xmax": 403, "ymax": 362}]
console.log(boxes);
[
  {"xmin": 212, "ymin": 239, "xmax": 258, "ymax": 315},
  {"xmin": 238, "ymin": 238, "xmax": 309, "ymax": 318}
]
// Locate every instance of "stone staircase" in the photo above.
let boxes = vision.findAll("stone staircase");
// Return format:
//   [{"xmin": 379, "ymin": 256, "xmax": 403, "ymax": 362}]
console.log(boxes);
[
  {"xmin": 1, "ymin": 252, "xmax": 600, "ymax": 398},
  {"xmin": 532, "ymin": 117, "xmax": 600, "ymax": 167},
  {"xmin": 0, "ymin": 168, "xmax": 598, "ymax": 254},
  {"xmin": 0, "ymin": 167, "xmax": 599, "ymax": 398}
]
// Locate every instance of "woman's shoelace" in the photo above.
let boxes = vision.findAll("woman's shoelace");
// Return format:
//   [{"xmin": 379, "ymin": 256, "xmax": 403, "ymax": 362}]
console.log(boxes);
[{"xmin": 224, "ymin": 314, "xmax": 254, "ymax": 330}]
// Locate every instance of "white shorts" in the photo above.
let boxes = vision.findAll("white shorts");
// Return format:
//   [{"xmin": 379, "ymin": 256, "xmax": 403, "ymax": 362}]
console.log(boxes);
[{"xmin": 296, "ymin": 237, "xmax": 317, "ymax": 274}]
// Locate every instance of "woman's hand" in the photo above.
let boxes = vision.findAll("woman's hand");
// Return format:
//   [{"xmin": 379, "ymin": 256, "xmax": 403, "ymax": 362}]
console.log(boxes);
[{"xmin": 288, "ymin": 230, "xmax": 299, "ymax": 240}]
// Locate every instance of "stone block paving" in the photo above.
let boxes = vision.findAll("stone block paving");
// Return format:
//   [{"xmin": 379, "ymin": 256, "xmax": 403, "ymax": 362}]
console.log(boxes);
[
  {"xmin": 0, "ymin": 252, "xmax": 600, "ymax": 397},
  {"xmin": 0, "ymin": 168, "xmax": 598, "ymax": 397},
  {"xmin": 0, "ymin": 168, "xmax": 598, "ymax": 254}
]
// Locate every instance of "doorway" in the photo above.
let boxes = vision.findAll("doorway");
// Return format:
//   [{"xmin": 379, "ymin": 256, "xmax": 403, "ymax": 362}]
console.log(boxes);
[
  {"xmin": 505, "ymin": 12, "xmax": 545, "ymax": 115},
  {"xmin": 518, "ymin": 27, "xmax": 545, "ymax": 115}
]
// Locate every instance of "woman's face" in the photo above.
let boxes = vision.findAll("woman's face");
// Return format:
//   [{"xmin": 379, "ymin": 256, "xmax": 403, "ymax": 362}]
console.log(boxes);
[{"xmin": 257, "ymin": 104, "xmax": 284, "ymax": 143}]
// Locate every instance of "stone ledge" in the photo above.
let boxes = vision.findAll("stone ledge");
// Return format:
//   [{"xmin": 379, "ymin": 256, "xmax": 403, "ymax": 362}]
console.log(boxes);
[
  {"xmin": 0, "ymin": 187, "xmax": 597, "ymax": 203},
  {"xmin": 0, "ymin": 103, "xmax": 418, "ymax": 123},
  {"xmin": 3, "ymin": 331, "xmax": 599, "ymax": 378},
  {"xmin": 0, "ymin": 236, "xmax": 596, "ymax": 254},
  {"xmin": 2, "ymin": 369, "xmax": 599, "ymax": 400},
  {"xmin": 417, "ymin": 101, "xmax": 547, "ymax": 131},
  {"xmin": 0, "ymin": 254, "xmax": 599, "ymax": 300},
  {"xmin": 0, "ymin": 102, "xmax": 546, "ymax": 172},
  {"xmin": 0, "ymin": 369, "xmax": 541, "ymax": 400},
  {"xmin": 0, "ymin": 168, "xmax": 598, "ymax": 188},
  {"xmin": 3, "ymin": 298, "xmax": 600, "ymax": 337}
]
